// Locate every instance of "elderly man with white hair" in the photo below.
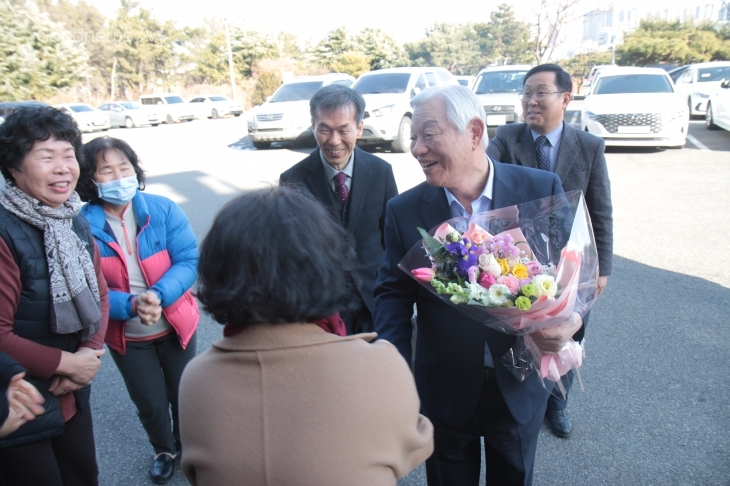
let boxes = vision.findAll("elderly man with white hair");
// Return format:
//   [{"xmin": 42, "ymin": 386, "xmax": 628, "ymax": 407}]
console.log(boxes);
[{"xmin": 373, "ymin": 85, "xmax": 582, "ymax": 485}]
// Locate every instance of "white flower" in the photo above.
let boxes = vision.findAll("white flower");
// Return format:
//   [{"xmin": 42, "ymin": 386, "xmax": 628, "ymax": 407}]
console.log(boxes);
[
  {"xmin": 466, "ymin": 282, "xmax": 488, "ymax": 303},
  {"xmin": 488, "ymin": 284, "xmax": 510, "ymax": 306},
  {"xmin": 478, "ymin": 253, "xmax": 502, "ymax": 277},
  {"xmin": 531, "ymin": 275, "xmax": 557, "ymax": 297}
]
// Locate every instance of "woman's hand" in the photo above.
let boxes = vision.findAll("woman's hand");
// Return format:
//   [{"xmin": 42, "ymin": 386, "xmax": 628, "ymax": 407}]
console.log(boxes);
[
  {"xmin": 0, "ymin": 373, "xmax": 45, "ymax": 437},
  {"xmin": 529, "ymin": 313, "xmax": 583, "ymax": 354},
  {"xmin": 57, "ymin": 347, "xmax": 105, "ymax": 385},
  {"xmin": 134, "ymin": 291, "xmax": 162, "ymax": 325},
  {"xmin": 48, "ymin": 375, "xmax": 85, "ymax": 396}
]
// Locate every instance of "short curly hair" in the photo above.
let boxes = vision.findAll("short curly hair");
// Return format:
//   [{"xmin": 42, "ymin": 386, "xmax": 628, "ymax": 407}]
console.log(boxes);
[
  {"xmin": 197, "ymin": 186, "xmax": 359, "ymax": 326},
  {"xmin": 0, "ymin": 106, "xmax": 83, "ymax": 182},
  {"xmin": 77, "ymin": 137, "xmax": 147, "ymax": 203}
]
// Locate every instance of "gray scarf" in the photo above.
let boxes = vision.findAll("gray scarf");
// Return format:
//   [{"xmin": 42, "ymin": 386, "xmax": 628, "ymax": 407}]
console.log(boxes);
[{"xmin": 1, "ymin": 184, "xmax": 101, "ymax": 342}]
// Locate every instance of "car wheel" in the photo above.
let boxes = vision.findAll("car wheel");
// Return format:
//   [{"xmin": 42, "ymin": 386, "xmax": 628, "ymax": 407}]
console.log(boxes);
[
  {"xmin": 211, "ymin": 108, "xmax": 220, "ymax": 119},
  {"xmin": 124, "ymin": 117, "xmax": 135, "ymax": 128},
  {"xmin": 234, "ymin": 113, "xmax": 241, "ymax": 117},
  {"xmin": 706, "ymin": 103, "xmax": 719, "ymax": 130},
  {"xmin": 151, "ymin": 123, "xmax": 159, "ymax": 127},
  {"xmin": 252, "ymin": 141, "xmax": 271, "ymax": 150},
  {"xmin": 391, "ymin": 116, "xmax": 411, "ymax": 153},
  {"xmin": 166, "ymin": 114, "xmax": 174, "ymax": 124}
]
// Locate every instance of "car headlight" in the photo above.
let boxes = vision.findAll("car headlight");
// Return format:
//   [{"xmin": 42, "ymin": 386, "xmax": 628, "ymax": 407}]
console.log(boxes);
[
  {"xmin": 667, "ymin": 110, "xmax": 687, "ymax": 122},
  {"xmin": 692, "ymin": 92, "xmax": 710, "ymax": 99},
  {"xmin": 372, "ymin": 105, "xmax": 394, "ymax": 117}
]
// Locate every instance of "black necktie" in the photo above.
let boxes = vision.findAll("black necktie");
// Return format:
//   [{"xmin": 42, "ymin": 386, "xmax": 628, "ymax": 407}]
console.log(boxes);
[{"xmin": 535, "ymin": 136, "xmax": 551, "ymax": 172}]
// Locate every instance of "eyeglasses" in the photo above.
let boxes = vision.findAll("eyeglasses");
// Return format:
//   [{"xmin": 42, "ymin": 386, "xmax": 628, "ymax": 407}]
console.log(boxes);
[{"xmin": 518, "ymin": 91, "xmax": 566, "ymax": 101}]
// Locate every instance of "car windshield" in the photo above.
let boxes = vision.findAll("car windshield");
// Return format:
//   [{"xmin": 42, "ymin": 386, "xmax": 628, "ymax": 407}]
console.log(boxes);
[
  {"xmin": 474, "ymin": 71, "xmax": 527, "ymax": 94},
  {"xmin": 209, "ymin": 96, "xmax": 227, "ymax": 101},
  {"xmin": 593, "ymin": 74, "xmax": 673, "ymax": 94},
  {"xmin": 164, "ymin": 96, "xmax": 184, "ymax": 104},
  {"xmin": 69, "ymin": 105, "xmax": 93, "ymax": 112},
  {"xmin": 120, "ymin": 102, "xmax": 141, "ymax": 110},
  {"xmin": 269, "ymin": 82, "xmax": 323, "ymax": 102},
  {"xmin": 353, "ymin": 73, "xmax": 411, "ymax": 94},
  {"xmin": 697, "ymin": 66, "xmax": 730, "ymax": 83}
]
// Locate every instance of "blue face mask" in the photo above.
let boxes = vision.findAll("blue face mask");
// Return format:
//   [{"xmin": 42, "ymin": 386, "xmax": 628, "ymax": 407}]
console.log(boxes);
[{"xmin": 95, "ymin": 175, "xmax": 138, "ymax": 206}]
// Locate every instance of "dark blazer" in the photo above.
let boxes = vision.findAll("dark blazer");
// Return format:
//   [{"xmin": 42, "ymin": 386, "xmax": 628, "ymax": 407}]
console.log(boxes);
[
  {"xmin": 373, "ymin": 161, "xmax": 563, "ymax": 427},
  {"xmin": 487, "ymin": 122, "xmax": 613, "ymax": 277},
  {"xmin": 280, "ymin": 147, "xmax": 398, "ymax": 316}
]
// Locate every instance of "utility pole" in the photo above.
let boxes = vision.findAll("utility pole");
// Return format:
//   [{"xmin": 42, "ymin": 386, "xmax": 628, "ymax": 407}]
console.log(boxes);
[
  {"xmin": 225, "ymin": 18, "xmax": 237, "ymax": 101},
  {"xmin": 111, "ymin": 57, "xmax": 117, "ymax": 101}
]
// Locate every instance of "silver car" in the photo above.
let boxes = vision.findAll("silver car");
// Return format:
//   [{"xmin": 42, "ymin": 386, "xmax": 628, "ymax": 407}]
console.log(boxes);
[
  {"xmin": 188, "ymin": 95, "xmax": 243, "ymax": 119},
  {"xmin": 98, "ymin": 101, "xmax": 161, "ymax": 128}
]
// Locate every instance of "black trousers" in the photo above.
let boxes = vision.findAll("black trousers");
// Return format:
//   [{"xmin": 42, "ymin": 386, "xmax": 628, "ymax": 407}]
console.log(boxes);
[
  {"xmin": 109, "ymin": 331, "xmax": 196, "ymax": 455},
  {"xmin": 425, "ymin": 367, "xmax": 546, "ymax": 486},
  {"xmin": 0, "ymin": 403, "xmax": 98, "ymax": 486}
]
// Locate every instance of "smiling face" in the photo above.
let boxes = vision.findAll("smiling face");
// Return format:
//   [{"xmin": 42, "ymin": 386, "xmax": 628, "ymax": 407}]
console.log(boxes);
[
  {"xmin": 9, "ymin": 136, "xmax": 79, "ymax": 208},
  {"xmin": 312, "ymin": 104, "xmax": 363, "ymax": 170},
  {"xmin": 410, "ymin": 96, "xmax": 481, "ymax": 192},
  {"xmin": 522, "ymin": 71, "xmax": 571, "ymax": 135}
]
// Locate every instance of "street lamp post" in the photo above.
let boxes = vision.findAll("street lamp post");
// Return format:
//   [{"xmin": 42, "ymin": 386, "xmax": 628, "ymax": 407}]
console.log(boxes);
[{"xmin": 224, "ymin": 17, "xmax": 237, "ymax": 101}]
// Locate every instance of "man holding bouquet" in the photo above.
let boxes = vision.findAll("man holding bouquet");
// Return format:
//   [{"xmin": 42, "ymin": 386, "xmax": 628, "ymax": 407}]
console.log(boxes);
[{"xmin": 374, "ymin": 85, "xmax": 582, "ymax": 485}]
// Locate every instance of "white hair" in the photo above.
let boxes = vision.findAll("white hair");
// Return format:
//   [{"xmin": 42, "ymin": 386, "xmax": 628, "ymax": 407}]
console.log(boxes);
[{"xmin": 410, "ymin": 84, "xmax": 489, "ymax": 148}]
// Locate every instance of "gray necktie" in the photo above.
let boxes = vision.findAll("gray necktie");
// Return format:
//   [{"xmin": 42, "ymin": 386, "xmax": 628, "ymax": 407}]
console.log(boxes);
[{"xmin": 535, "ymin": 136, "xmax": 551, "ymax": 172}]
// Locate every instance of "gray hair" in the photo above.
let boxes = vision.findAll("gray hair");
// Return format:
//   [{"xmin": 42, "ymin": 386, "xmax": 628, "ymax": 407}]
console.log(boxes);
[
  {"xmin": 411, "ymin": 84, "xmax": 489, "ymax": 148},
  {"xmin": 309, "ymin": 85, "xmax": 366, "ymax": 124}
]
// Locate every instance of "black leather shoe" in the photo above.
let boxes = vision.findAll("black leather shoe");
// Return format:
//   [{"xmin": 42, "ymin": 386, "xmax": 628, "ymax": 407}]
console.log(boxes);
[
  {"xmin": 150, "ymin": 452, "xmax": 176, "ymax": 484},
  {"xmin": 545, "ymin": 409, "xmax": 573, "ymax": 438}
]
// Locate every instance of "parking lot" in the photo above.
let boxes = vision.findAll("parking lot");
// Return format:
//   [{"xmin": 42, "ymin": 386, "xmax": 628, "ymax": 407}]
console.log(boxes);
[{"xmin": 83, "ymin": 116, "xmax": 730, "ymax": 485}]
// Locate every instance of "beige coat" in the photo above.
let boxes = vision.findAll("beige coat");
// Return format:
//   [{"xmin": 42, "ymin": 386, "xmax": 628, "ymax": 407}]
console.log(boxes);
[{"xmin": 179, "ymin": 323, "xmax": 433, "ymax": 486}]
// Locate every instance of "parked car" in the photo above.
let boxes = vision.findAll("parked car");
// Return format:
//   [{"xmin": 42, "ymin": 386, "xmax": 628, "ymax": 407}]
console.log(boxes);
[
  {"xmin": 455, "ymin": 75, "xmax": 476, "ymax": 88},
  {"xmin": 247, "ymin": 73, "xmax": 355, "ymax": 149},
  {"xmin": 668, "ymin": 65, "xmax": 690, "ymax": 84},
  {"xmin": 139, "ymin": 93, "xmax": 195, "ymax": 124},
  {"xmin": 673, "ymin": 61, "xmax": 730, "ymax": 117},
  {"xmin": 472, "ymin": 65, "xmax": 533, "ymax": 128},
  {"xmin": 581, "ymin": 64, "xmax": 617, "ymax": 95},
  {"xmin": 352, "ymin": 67, "xmax": 458, "ymax": 152},
  {"xmin": 188, "ymin": 95, "xmax": 243, "ymax": 119},
  {"xmin": 98, "ymin": 101, "xmax": 161, "ymax": 128},
  {"xmin": 581, "ymin": 67, "xmax": 688, "ymax": 148},
  {"xmin": 705, "ymin": 79, "xmax": 730, "ymax": 131},
  {"xmin": 54, "ymin": 103, "xmax": 110, "ymax": 132},
  {"xmin": 0, "ymin": 101, "xmax": 49, "ymax": 119}
]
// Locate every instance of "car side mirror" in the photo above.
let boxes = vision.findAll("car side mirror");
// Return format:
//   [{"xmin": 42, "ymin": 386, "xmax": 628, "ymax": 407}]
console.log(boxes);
[
  {"xmin": 721, "ymin": 79, "xmax": 730, "ymax": 89},
  {"xmin": 573, "ymin": 95, "xmax": 585, "ymax": 101}
]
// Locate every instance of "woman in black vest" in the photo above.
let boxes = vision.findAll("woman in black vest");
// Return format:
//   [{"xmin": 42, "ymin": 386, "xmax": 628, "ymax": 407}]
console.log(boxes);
[{"xmin": 0, "ymin": 106, "xmax": 109, "ymax": 485}]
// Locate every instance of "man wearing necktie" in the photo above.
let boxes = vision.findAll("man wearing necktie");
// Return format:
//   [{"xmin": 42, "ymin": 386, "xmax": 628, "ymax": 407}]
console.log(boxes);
[
  {"xmin": 280, "ymin": 85, "xmax": 398, "ymax": 335},
  {"xmin": 487, "ymin": 64, "xmax": 613, "ymax": 438}
]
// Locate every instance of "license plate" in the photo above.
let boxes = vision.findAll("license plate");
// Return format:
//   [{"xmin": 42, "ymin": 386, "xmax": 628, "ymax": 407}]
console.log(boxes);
[
  {"xmin": 617, "ymin": 126, "xmax": 650, "ymax": 134},
  {"xmin": 486, "ymin": 115, "xmax": 507, "ymax": 126}
]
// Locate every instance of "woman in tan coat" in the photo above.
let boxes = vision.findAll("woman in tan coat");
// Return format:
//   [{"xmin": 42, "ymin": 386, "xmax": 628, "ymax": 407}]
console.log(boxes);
[{"xmin": 179, "ymin": 187, "xmax": 433, "ymax": 486}]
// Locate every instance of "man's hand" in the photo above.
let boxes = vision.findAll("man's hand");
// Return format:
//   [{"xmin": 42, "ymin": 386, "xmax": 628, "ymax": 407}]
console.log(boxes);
[
  {"xmin": 529, "ymin": 312, "xmax": 583, "ymax": 354},
  {"xmin": 134, "ymin": 291, "xmax": 162, "ymax": 325},
  {"xmin": 597, "ymin": 276, "xmax": 608, "ymax": 296},
  {"xmin": 57, "ymin": 347, "xmax": 105, "ymax": 385}
]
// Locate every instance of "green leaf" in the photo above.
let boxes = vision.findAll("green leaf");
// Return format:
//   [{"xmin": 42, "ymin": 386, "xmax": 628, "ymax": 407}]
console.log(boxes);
[{"xmin": 418, "ymin": 227, "xmax": 444, "ymax": 255}]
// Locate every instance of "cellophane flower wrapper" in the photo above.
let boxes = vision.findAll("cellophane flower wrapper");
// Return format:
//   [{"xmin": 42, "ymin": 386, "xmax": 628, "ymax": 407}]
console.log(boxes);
[{"xmin": 398, "ymin": 191, "xmax": 599, "ymax": 397}]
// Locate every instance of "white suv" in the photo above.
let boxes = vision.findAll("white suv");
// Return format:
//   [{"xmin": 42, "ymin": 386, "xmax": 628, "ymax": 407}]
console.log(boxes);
[
  {"xmin": 472, "ymin": 65, "xmax": 533, "ymax": 127},
  {"xmin": 352, "ymin": 67, "xmax": 458, "ymax": 152},
  {"xmin": 581, "ymin": 67, "xmax": 689, "ymax": 148},
  {"xmin": 673, "ymin": 61, "xmax": 730, "ymax": 117},
  {"xmin": 247, "ymin": 73, "xmax": 355, "ymax": 149}
]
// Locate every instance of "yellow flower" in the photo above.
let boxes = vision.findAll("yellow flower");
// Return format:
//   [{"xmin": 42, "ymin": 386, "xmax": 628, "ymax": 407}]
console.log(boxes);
[
  {"xmin": 497, "ymin": 258, "xmax": 510, "ymax": 276},
  {"xmin": 511, "ymin": 264, "xmax": 529, "ymax": 280}
]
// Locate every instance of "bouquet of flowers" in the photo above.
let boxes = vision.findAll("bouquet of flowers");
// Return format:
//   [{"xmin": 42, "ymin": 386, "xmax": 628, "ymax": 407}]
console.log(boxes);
[{"xmin": 399, "ymin": 191, "xmax": 600, "ymax": 397}]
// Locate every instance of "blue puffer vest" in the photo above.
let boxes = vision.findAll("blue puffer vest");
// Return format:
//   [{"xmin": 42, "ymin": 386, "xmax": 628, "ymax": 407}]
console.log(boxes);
[{"xmin": 0, "ymin": 205, "xmax": 96, "ymax": 448}]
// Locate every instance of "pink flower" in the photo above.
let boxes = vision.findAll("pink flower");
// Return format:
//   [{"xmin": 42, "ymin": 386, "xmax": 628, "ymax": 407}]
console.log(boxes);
[
  {"xmin": 478, "ymin": 273, "xmax": 496, "ymax": 289},
  {"xmin": 412, "ymin": 268, "xmax": 435, "ymax": 282},
  {"xmin": 496, "ymin": 275, "xmax": 519, "ymax": 294},
  {"xmin": 526, "ymin": 260, "xmax": 543, "ymax": 277},
  {"xmin": 463, "ymin": 223, "xmax": 491, "ymax": 246}
]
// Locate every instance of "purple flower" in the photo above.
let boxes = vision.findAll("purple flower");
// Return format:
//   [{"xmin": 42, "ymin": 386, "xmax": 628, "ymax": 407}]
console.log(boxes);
[
  {"xmin": 446, "ymin": 239, "xmax": 479, "ymax": 279},
  {"xmin": 467, "ymin": 266, "xmax": 480, "ymax": 283}
]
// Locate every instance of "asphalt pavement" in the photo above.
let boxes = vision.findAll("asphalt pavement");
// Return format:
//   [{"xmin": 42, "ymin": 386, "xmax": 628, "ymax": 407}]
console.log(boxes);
[{"xmin": 83, "ymin": 118, "xmax": 730, "ymax": 485}]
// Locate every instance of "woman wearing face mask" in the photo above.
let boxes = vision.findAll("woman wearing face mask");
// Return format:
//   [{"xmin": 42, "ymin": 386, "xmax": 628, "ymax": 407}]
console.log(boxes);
[{"xmin": 77, "ymin": 137, "xmax": 199, "ymax": 485}]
